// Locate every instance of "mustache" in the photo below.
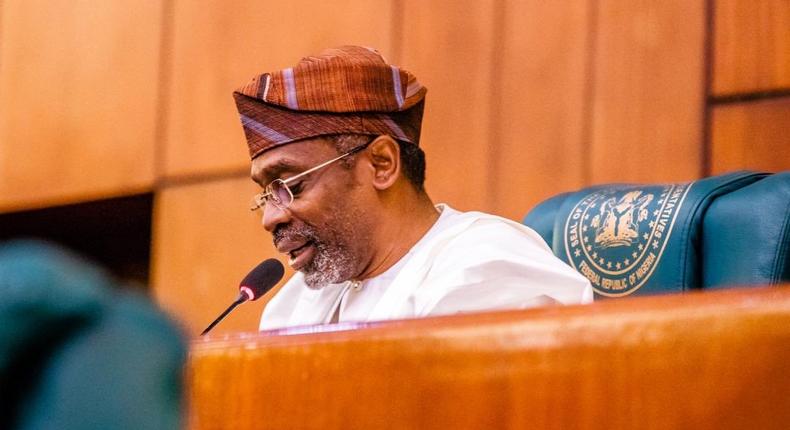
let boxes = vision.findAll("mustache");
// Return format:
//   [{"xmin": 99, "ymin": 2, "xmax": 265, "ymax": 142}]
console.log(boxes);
[{"xmin": 273, "ymin": 223, "xmax": 318, "ymax": 248}]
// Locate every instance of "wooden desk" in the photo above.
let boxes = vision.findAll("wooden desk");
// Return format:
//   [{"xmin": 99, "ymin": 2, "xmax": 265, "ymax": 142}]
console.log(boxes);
[{"xmin": 188, "ymin": 286, "xmax": 790, "ymax": 429}]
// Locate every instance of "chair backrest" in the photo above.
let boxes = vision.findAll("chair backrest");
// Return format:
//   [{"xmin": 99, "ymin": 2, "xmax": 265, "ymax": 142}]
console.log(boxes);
[{"xmin": 523, "ymin": 171, "xmax": 790, "ymax": 298}]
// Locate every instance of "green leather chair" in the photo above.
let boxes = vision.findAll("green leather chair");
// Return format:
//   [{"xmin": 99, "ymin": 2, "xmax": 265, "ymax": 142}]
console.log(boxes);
[
  {"xmin": 0, "ymin": 241, "xmax": 186, "ymax": 430},
  {"xmin": 523, "ymin": 171, "xmax": 790, "ymax": 298}
]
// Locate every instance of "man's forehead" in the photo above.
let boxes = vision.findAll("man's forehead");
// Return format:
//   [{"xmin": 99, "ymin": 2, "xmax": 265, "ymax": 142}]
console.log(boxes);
[{"xmin": 250, "ymin": 137, "xmax": 335, "ymax": 183}]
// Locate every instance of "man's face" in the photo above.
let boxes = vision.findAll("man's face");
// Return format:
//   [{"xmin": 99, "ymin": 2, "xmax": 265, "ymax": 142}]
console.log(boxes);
[{"xmin": 250, "ymin": 137, "xmax": 374, "ymax": 289}]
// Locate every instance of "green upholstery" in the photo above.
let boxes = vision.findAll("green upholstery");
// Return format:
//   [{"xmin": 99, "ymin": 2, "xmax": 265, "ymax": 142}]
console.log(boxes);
[
  {"xmin": 703, "ymin": 171, "xmax": 790, "ymax": 289},
  {"xmin": 523, "ymin": 192, "xmax": 571, "ymax": 247},
  {"xmin": 523, "ymin": 171, "xmax": 790, "ymax": 298},
  {"xmin": 0, "ymin": 241, "xmax": 185, "ymax": 430}
]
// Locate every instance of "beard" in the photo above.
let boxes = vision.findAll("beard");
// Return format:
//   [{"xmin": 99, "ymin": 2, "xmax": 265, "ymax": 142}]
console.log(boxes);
[
  {"xmin": 302, "ymin": 239, "xmax": 355, "ymax": 288},
  {"xmin": 272, "ymin": 207, "xmax": 364, "ymax": 289}
]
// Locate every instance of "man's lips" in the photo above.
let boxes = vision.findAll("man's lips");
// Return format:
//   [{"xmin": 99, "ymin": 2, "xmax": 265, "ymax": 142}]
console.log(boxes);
[
  {"xmin": 288, "ymin": 241, "xmax": 316, "ymax": 270},
  {"xmin": 287, "ymin": 241, "xmax": 311, "ymax": 258},
  {"xmin": 275, "ymin": 238, "xmax": 308, "ymax": 255},
  {"xmin": 274, "ymin": 236, "xmax": 315, "ymax": 266}
]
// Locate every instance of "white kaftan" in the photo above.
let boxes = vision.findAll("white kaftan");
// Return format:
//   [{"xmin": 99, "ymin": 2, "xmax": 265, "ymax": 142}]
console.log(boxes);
[{"xmin": 259, "ymin": 204, "xmax": 592, "ymax": 330}]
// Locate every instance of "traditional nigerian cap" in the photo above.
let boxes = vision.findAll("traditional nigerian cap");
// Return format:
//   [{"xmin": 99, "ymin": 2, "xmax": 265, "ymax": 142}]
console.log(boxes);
[{"xmin": 233, "ymin": 46, "xmax": 427, "ymax": 159}]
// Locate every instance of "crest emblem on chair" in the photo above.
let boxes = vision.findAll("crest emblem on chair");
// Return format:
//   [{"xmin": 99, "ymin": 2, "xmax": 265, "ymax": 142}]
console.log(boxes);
[
  {"xmin": 564, "ymin": 183, "xmax": 691, "ymax": 296},
  {"xmin": 591, "ymin": 191, "xmax": 653, "ymax": 248}
]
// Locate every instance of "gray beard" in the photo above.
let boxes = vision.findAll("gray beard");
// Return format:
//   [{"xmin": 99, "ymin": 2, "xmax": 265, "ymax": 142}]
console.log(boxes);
[
  {"xmin": 302, "ymin": 240, "xmax": 356, "ymax": 289},
  {"xmin": 274, "ymin": 217, "xmax": 359, "ymax": 290}
]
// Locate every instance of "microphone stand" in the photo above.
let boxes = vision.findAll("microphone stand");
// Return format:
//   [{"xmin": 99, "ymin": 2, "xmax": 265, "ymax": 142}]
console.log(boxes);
[{"xmin": 201, "ymin": 293, "xmax": 247, "ymax": 336}]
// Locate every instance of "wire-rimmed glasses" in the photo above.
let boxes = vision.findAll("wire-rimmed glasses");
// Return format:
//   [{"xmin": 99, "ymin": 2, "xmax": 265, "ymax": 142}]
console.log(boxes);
[{"xmin": 250, "ymin": 139, "xmax": 373, "ymax": 212}]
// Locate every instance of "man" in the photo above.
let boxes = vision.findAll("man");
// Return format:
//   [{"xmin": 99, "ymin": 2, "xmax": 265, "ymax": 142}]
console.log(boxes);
[{"xmin": 232, "ymin": 46, "xmax": 592, "ymax": 330}]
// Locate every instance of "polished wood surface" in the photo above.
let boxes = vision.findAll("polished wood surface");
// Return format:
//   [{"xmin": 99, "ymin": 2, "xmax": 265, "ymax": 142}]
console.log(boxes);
[
  {"xmin": 710, "ymin": 97, "xmax": 790, "ymax": 174},
  {"xmin": 151, "ymin": 176, "xmax": 290, "ymax": 336},
  {"xmin": 712, "ymin": 0, "xmax": 790, "ymax": 96},
  {"xmin": 0, "ymin": 0, "xmax": 162, "ymax": 211},
  {"xmin": 589, "ymin": 0, "xmax": 705, "ymax": 184},
  {"xmin": 162, "ymin": 0, "xmax": 395, "ymax": 179},
  {"xmin": 188, "ymin": 286, "xmax": 790, "ymax": 430}
]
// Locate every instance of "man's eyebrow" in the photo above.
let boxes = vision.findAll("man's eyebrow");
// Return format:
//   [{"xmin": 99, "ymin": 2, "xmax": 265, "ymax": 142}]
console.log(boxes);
[{"xmin": 253, "ymin": 158, "xmax": 302, "ymax": 185}]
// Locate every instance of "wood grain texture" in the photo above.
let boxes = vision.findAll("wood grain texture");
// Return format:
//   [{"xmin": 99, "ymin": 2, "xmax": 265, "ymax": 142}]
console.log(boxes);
[
  {"xmin": 710, "ymin": 97, "xmax": 790, "ymax": 174},
  {"xmin": 589, "ymin": 0, "xmax": 706, "ymax": 184},
  {"xmin": 397, "ymin": 0, "xmax": 497, "ymax": 212},
  {"xmin": 151, "ymin": 176, "xmax": 291, "ymax": 336},
  {"xmin": 0, "ymin": 0, "xmax": 162, "ymax": 211},
  {"xmin": 162, "ymin": 0, "xmax": 395, "ymax": 178},
  {"xmin": 712, "ymin": 0, "xmax": 790, "ymax": 96},
  {"xmin": 491, "ymin": 0, "xmax": 590, "ymax": 220},
  {"xmin": 188, "ymin": 286, "xmax": 790, "ymax": 430}
]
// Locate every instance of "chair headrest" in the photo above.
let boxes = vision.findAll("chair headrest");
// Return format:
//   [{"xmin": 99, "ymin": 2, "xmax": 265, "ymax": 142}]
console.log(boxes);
[{"xmin": 526, "ymin": 171, "xmax": 767, "ymax": 297}]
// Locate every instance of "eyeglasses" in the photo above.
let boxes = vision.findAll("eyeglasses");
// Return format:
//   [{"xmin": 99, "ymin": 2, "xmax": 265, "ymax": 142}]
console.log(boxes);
[{"xmin": 250, "ymin": 139, "xmax": 373, "ymax": 212}]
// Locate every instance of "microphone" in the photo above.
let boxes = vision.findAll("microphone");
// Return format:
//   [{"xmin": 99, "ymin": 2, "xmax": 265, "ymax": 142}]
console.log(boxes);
[{"xmin": 201, "ymin": 258, "xmax": 285, "ymax": 336}]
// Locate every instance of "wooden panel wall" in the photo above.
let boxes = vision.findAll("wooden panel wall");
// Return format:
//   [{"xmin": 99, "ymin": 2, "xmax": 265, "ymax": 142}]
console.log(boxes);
[
  {"xmin": 397, "ymin": 0, "xmax": 497, "ymax": 213},
  {"xmin": 1, "ymin": 0, "xmax": 787, "ymax": 334},
  {"xmin": 709, "ymin": 0, "xmax": 790, "ymax": 175},
  {"xmin": 492, "ymin": 0, "xmax": 590, "ymax": 219},
  {"xmin": 0, "ymin": 0, "xmax": 162, "ymax": 211},
  {"xmin": 710, "ymin": 98, "xmax": 790, "ymax": 174},
  {"xmin": 589, "ymin": 0, "xmax": 706, "ymax": 184},
  {"xmin": 712, "ymin": 0, "xmax": 790, "ymax": 95}
]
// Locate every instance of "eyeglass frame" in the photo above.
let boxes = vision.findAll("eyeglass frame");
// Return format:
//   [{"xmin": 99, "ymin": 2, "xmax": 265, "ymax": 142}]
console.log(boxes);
[{"xmin": 250, "ymin": 138, "xmax": 375, "ymax": 212}]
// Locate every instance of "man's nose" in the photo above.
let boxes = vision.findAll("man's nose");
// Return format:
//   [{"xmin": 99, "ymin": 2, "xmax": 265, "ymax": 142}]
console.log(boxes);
[{"xmin": 261, "ymin": 202, "xmax": 292, "ymax": 232}]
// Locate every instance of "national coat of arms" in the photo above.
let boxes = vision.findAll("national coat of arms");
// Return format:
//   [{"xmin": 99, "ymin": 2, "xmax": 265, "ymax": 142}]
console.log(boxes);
[{"xmin": 564, "ymin": 183, "xmax": 691, "ymax": 296}]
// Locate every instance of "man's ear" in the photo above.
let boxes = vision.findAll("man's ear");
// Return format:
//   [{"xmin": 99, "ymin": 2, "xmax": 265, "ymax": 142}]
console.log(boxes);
[{"xmin": 366, "ymin": 135, "xmax": 400, "ymax": 191}]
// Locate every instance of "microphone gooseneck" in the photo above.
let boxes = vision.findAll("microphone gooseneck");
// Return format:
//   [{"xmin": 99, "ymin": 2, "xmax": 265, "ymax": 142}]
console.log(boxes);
[{"xmin": 201, "ymin": 259, "xmax": 285, "ymax": 336}]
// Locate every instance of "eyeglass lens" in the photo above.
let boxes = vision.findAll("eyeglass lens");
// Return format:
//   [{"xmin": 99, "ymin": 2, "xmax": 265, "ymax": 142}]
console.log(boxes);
[{"xmin": 268, "ymin": 179, "xmax": 293, "ymax": 208}]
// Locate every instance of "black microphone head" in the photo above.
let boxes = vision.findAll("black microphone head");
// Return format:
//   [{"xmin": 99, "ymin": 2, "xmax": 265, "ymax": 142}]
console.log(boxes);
[{"xmin": 238, "ymin": 258, "xmax": 285, "ymax": 301}]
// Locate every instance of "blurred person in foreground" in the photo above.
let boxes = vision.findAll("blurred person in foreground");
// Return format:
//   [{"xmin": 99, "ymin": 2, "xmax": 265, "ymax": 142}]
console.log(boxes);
[
  {"xmin": 0, "ymin": 240, "xmax": 184, "ymax": 429},
  {"xmin": 232, "ymin": 46, "xmax": 592, "ymax": 330}
]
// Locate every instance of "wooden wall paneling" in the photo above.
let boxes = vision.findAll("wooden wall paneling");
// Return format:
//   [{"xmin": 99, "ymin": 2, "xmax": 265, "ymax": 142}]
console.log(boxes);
[
  {"xmin": 492, "ymin": 0, "xmax": 590, "ymax": 220},
  {"xmin": 0, "ymin": 0, "xmax": 162, "ymax": 211},
  {"xmin": 712, "ymin": 0, "xmax": 790, "ymax": 96},
  {"xmin": 397, "ymin": 0, "xmax": 498, "ymax": 213},
  {"xmin": 152, "ymin": 177, "xmax": 291, "ymax": 336},
  {"xmin": 589, "ymin": 0, "xmax": 706, "ymax": 184},
  {"xmin": 710, "ymin": 97, "xmax": 790, "ymax": 174},
  {"xmin": 163, "ymin": 0, "xmax": 395, "ymax": 179}
]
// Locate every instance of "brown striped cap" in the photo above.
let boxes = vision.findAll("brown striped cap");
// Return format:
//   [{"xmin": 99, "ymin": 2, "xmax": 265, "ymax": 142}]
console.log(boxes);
[{"xmin": 233, "ymin": 46, "xmax": 427, "ymax": 159}]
